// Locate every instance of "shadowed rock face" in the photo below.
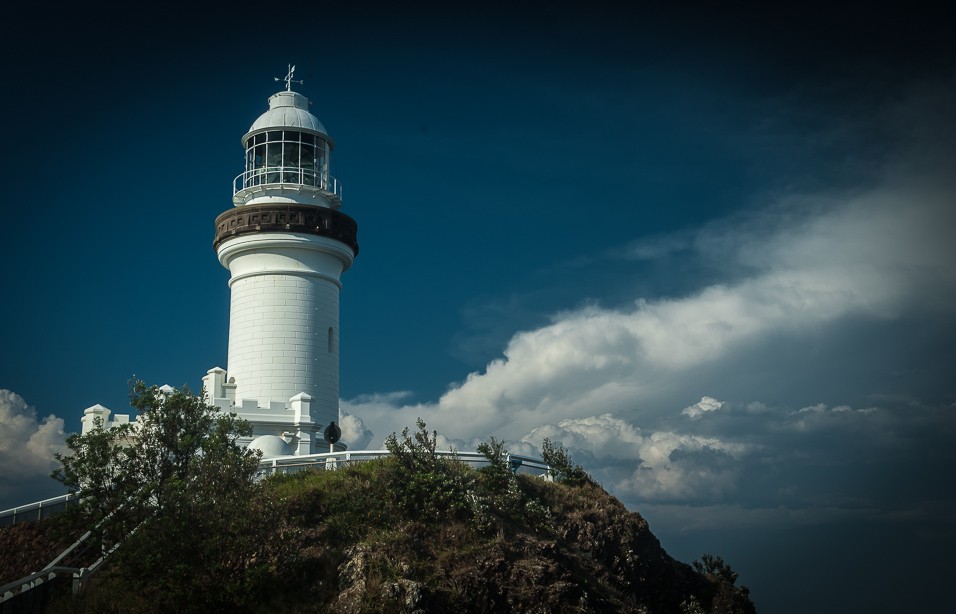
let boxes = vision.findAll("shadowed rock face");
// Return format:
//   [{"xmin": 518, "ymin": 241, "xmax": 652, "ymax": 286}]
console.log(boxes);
[
  {"xmin": 0, "ymin": 521, "xmax": 76, "ymax": 586},
  {"xmin": 317, "ymin": 478, "xmax": 754, "ymax": 613}
]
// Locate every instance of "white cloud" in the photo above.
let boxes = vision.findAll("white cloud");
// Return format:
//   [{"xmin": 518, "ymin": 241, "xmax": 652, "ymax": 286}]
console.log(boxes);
[
  {"xmin": 343, "ymin": 170, "xmax": 956, "ymax": 452},
  {"xmin": 682, "ymin": 396, "xmax": 724, "ymax": 419},
  {"xmin": 339, "ymin": 83, "xmax": 956, "ymax": 510},
  {"xmin": 339, "ymin": 173, "xmax": 956, "ymax": 504},
  {"xmin": 415, "ymin": 179, "xmax": 955, "ymax": 443},
  {"xmin": 784, "ymin": 403, "xmax": 881, "ymax": 433},
  {"xmin": 0, "ymin": 390, "xmax": 67, "ymax": 508},
  {"xmin": 355, "ymin": 182, "xmax": 953, "ymax": 432},
  {"xmin": 338, "ymin": 410, "xmax": 374, "ymax": 450},
  {"xmin": 518, "ymin": 412, "xmax": 751, "ymax": 503}
]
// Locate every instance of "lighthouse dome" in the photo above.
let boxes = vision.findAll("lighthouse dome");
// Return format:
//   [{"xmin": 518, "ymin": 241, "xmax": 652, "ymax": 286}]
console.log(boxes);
[
  {"xmin": 247, "ymin": 434, "xmax": 293, "ymax": 458},
  {"xmin": 244, "ymin": 90, "xmax": 329, "ymax": 141}
]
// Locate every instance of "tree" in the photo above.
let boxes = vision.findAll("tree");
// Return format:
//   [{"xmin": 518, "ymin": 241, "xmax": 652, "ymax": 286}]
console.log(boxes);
[
  {"xmin": 691, "ymin": 554, "xmax": 755, "ymax": 614},
  {"xmin": 540, "ymin": 438, "xmax": 591, "ymax": 486},
  {"xmin": 52, "ymin": 415, "xmax": 136, "ymax": 524},
  {"xmin": 52, "ymin": 380, "xmax": 276, "ymax": 607},
  {"xmin": 476, "ymin": 437, "xmax": 511, "ymax": 491},
  {"xmin": 382, "ymin": 418, "xmax": 471, "ymax": 522}
]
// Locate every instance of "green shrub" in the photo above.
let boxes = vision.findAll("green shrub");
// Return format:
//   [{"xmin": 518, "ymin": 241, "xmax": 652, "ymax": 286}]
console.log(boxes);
[
  {"xmin": 382, "ymin": 419, "xmax": 473, "ymax": 523},
  {"xmin": 540, "ymin": 438, "xmax": 592, "ymax": 486}
]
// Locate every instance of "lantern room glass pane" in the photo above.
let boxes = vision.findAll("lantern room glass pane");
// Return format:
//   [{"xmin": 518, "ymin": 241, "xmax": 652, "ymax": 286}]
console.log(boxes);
[
  {"xmin": 281, "ymin": 142, "xmax": 296, "ymax": 182},
  {"xmin": 300, "ymin": 144, "xmax": 315, "ymax": 185},
  {"xmin": 284, "ymin": 142, "xmax": 300, "ymax": 167},
  {"xmin": 266, "ymin": 144, "xmax": 281, "ymax": 166},
  {"xmin": 265, "ymin": 143, "xmax": 281, "ymax": 183}
]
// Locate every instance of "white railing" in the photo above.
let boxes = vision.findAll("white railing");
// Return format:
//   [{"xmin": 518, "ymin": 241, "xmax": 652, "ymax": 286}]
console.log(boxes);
[
  {"xmin": 256, "ymin": 449, "xmax": 551, "ymax": 477},
  {"xmin": 1, "ymin": 496, "xmax": 140, "ymax": 603},
  {"xmin": 0, "ymin": 452, "xmax": 550, "ymax": 525},
  {"xmin": 0, "ymin": 493, "xmax": 74, "ymax": 527},
  {"xmin": 233, "ymin": 167, "xmax": 342, "ymax": 200}
]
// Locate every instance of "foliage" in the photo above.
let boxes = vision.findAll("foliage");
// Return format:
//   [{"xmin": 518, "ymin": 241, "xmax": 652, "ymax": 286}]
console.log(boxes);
[
  {"xmin": 691, "ymin": 553, "xmax": 755, "ymax": 614},
  {"xmin": 384, "ymin": 417, "xmax": 441, "ymax": 471},
  {"xmin": 474, "ymin": 437, "xmax": 551, "ymax": 531},
  {"xmin": 692, "ymin": 553, "xmax": 739, "ymax": 585},
  {"xmin": 680, "ymin": 595, "xmax": 708, "ymax": 614},
  {"xmin": 52, "ymin": 416, "xmax": 136, "ymax": 523},
  {"xmin": 51, "ymin": 380, "xmax": 276, "ymax": 609},
  {"xmin": 383, "ymin": 418, "xmax": 473, "ymax": 522},
  {"xmin": 45, "ymin": 413, "xmax": 753, "ymax": 612},
  {"xmin": 540, "ymin": 437, "xmax": 592, "ymax": 486},
  {"xmin": 475, "ymin": 437, "xmax": 511, "ymax": 490}
]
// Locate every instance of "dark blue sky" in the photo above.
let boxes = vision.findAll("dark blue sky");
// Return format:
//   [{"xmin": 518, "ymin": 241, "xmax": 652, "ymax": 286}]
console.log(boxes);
[{"xmin": 2, "ymin": 3, "xmax": 955, "ymax": 612}]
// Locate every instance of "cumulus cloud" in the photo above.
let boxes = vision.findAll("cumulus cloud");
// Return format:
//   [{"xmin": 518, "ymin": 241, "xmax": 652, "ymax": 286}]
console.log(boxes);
[
  {"xmin": 338, "ymin": 410, "xmax": 374, "ymax": 450},
  {"xmin": 0, "ymin": 390, "xmax": 68, "ymax": 508},
  {"xmin": 682, "ymin": 396, "xmax": 724, "ymax": 420},
  {"xmin": 393, "ymin": 177, "xmax": 955, "ymax": 449},
  {"xmin": 520, "ymin": 412, "xmax": 751, "ymax": 503},
  {"xmin": 341, "ymin": 80, "xmax": 956, "ymax": 512}
]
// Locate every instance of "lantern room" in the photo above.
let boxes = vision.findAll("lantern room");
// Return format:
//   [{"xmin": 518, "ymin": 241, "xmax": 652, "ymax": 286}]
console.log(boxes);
[{"xmin": 233, "ymin": 89, "xmax": 342, "ymax": 209}]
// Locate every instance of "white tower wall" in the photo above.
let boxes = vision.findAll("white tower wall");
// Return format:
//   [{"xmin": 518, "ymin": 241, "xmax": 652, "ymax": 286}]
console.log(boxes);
[{"xmin": 219, "ymin": 232, "xmax": 352, "ymax": 427}]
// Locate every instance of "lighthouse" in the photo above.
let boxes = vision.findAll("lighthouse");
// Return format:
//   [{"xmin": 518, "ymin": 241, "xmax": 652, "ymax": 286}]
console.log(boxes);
[{"xmin": 203, "ymin": 67, "xmax": 359, "ymax": 456}]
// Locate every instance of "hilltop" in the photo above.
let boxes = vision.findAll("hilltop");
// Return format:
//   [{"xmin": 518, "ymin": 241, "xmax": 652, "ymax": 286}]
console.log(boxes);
[{"xmin": 3, "ymin": 442, "xmax": 754, "ymax": 613}]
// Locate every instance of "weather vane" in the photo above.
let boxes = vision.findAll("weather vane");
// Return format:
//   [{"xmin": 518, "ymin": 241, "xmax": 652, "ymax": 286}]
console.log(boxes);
[{"xmin": 275, "ymin": 63, "xmax": 304, "ymax": 91}]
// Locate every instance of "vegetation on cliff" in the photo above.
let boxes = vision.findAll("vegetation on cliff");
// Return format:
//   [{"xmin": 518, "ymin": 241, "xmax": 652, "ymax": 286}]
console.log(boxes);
[{"xmin": 5, "ymin": 385, "xmax": 754, "ymax": 613}]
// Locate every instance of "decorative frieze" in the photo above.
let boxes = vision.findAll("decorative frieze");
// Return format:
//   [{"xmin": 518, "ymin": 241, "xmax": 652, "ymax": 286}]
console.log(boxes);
[{"xmin": 214, "ymin": 203, "xmax": 359, "ymax": 254}]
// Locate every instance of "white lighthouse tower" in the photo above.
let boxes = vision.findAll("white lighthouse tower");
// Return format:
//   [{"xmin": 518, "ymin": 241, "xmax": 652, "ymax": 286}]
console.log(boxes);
[{"xmin": 203, "ymin": 67, "xmax": 359, "ymax": 456}]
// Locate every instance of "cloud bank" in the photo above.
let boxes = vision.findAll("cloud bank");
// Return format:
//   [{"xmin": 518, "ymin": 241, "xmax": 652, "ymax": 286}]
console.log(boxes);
[
  {"xmin": 0, "ymin": 390, "xmax": 67, "ymax": 508},
  {"xmin": 343, "ymin": 80, "xmax": 956, "ymax": 520}
]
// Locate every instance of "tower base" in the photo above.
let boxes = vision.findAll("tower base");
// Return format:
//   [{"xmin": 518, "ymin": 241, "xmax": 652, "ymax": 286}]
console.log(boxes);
[{"xmin": 203, "ymin": 366, "xmax": 345, "ymax": 457}]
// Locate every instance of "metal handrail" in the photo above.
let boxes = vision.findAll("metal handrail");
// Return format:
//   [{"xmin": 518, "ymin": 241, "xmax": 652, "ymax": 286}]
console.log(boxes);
[
  {"xmin": 1, "ymin": 566, "xmax": 86, "ymax": 602},
  {"xmin": 0, "ymin": 493, "xmax": 74, "ymax": 526},
  {"xmin": 256, "ymin": 450, "xmax": 552, "ymax": 476},
  {"xmin": 233, "ymin": 167, "xmax": 342, "ymax": 199},
  {"xmin": 0, "ymin": 496, "xmax": 136, "ymax": 603},
  {"xmin": 1, "ymin": 452, "xmax": 549, "ymax": 522}
]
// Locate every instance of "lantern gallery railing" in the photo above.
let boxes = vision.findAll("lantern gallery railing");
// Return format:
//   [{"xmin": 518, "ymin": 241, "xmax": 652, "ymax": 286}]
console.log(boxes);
[
  {"xmin": 233, "ymin": 167, "xmax": 342, "ymax": 200},
  {"xmin": 256, "ymin": 450, "xmax": 552, "ymax": 477}
]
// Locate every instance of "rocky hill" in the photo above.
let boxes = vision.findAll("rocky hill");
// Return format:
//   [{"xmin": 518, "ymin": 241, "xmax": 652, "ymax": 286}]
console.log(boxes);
[{"xmin": 2, "ymin": 449, "xmax": 754, "ymax": 613}]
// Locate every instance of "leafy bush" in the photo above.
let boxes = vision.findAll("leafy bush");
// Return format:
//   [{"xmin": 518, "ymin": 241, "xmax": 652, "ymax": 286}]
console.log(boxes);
[
  {"xmin": 540, "ymin": 438, "xmax": 591, "ymax": 486},
  {"xmin": 691, "ymin": 553, "xmax": 755, "ymax": 614},
  {"xmin": 383, "ymin": 419, "xmax": 472, "ymax": 523},
  {"xmin": 51, "ymin": 380, "xmax": 273, "ymax": 609}
]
